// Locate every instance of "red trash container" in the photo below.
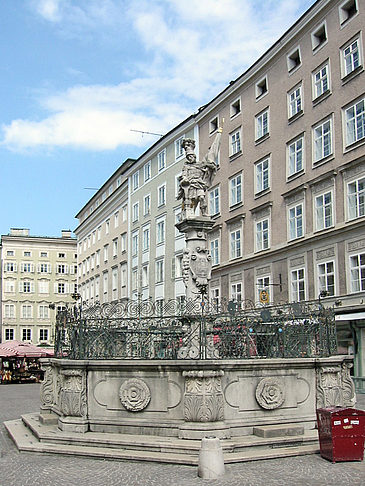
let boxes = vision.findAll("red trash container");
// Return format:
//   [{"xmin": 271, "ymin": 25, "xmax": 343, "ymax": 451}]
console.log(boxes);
[{"xmin": 316, "ymin": 407, "xmax": 365, "ymax": 463}]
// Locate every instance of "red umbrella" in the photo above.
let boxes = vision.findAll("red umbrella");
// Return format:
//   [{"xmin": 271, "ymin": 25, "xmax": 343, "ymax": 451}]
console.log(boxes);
[{"xmin": 0, "ymin": 347, "xmax": 16, "ymax": 358}]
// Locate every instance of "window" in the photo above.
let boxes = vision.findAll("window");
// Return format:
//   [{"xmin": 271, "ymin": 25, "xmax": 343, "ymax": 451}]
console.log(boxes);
[
  {"xmin": 20, "ymin": 281, "xmax": 33, "ymax": 293},
  {"xmin": 158, "ymin": 149, "xmax": 166, "ymax": 172},
  {"xmin": 5, "ymin": 262, "xmax": 16, "ymax": 272},
  {"xmin": 112, "ymin": 268, "xmax": 118, "ymax": 298},
  {"xmin": 211, "ymin": 287, "xmax": 220, "ymax": 309},
  {"xmin": 40, "ymin": 251, "xmax": 48, "ymax": 257},
  {"xmin": 96, "ymin": 250, "xmax": 100, "ymax": 266},
  {"xmin": 318, "ymin": 261, "xmax": 335, "ymax": 296},
  {"xmin": 39, "ymin": 329, "xmax": 49, "ymax": 342},
  {"xmin": 22, "ymin": 304, "xmax": 32, "ymax": 319},
  {"xmin": 345, "ymin": 98, "xmax": 365, "ymax": 146},
  {"xmin": 287, "ymin": 137, "xmax": 304, "ymax": 177},
  {"xmin": 287, "ymin": 47, "xmax": 301, "ymax": 72},
  {"xmin": 57, "ymin": 264, "xmax": 68, "ymax": 274},
  {"xmin": 291, "ymin": 268, "xmax": 306, "ymax": 301},
  {"xmin": 143, "ymin": 226, "xmax": 150, "ymax": 251},
  {"xmin": 39, "ymin": 263, "xmax": 50, "ymax": 273},
  {"xmin": 21, "ymin": 262, "xmax": 34, "ymax": 273},
  {"xmin": 4, "ymin": 280, "xmax": 15, "ymax": 292},
  {"xmin": 131, "ymin": 269, "xmax": 138, "ymax": 291},
  {"xmin": 103, "ymin": 244, "xmax": 109, "ymax": 262},
  {"xmin": 210, "ymin": 238, "xmax": 219, "ymax": 266},
  {"xmin": 142, "ymin": 264, "xmax": 149, "ymax": 287},
  {"xmin": 311, "ymin": 22, "xmax": 327, "ymax": 51},
  {"xmin": 24, "ymin": 251, "xmax": 31, "ymax": 257},
  {"xmin": 209, "ymin": 116, "xmax": 219, "ymax": 134},
  {"xmin": 256, "ymin": 76, "xmax": 268, "ymax": 99},
  {"xmin": 132, "ymin": 231, "xmax": 139, "ymax": 256},
  {"xmin": 175, "ymin": 137, "xmax": 184, "ymax": 159},
  {"xmin": 350, "ymin": 252, "xmax": 365, "ymax": 292},
  {"xmin": 315, "ymin": 191, "xmax": 333, "ymax": 230},
  {"xmin": 313, "ymin": 118, "xmax": 332, "ymax": 162},
  {"xmin": 313, "ymin": 64, "xmax": 330, "ymax": 99},
  {"xmin": 7, "ymin": 250, "xmax": 14, "ymax": 256},
  {"xmin": 122, "ymin": 206, "xmax": 127, "ymax": 222},
  {"xmin": 230, "ymin": 129, "xmax": 241, "ymax": 156},
  {"xmin": 339, "ymin": 0, "xmax": 358, "ymax": 25},
  {"xmin": 57, "ymin": 283, "xmax": 66, "ymax": 294},
  {"xmin": 144, "ymin": 161, "xmax": 151, "ymax": 182},
  {"xmin": 347, "ymin": 177, "xmax": 365, "ymax": 219},
  {"xmin": 342, "ymin": 37, "xmax": 361, "ymax": 77},
  {"xmin": 257, "ymin": 276, "xmax": 271, "ymax": 303},
  {"xmin": 4, "ymin": 304, "xmax": 15, "ymax": 318},
  {"xmin": 230, "ymin": 98, "xmax": 241, "ymax": 117},
  {"xmin": 113, "ymin": 238, "xmax": 118, "ymax": 257},
  {"xmin": 144, "ymin": 194, "xmax": 151, "ymax": 215},
  {"xmin": 256, "ymin": 109, "xmax": 269, "ymax": 140},
  {"xmin": 5, "ymin": 328, "xmax": 14, "ymax": 340},
  {"xmin": 114, "ymin": 211, "xmax": 119, "ymax": 228},
  {"xmin": 22, "ymin": 329, "xmax": 32, "ymax": 341},
  {"xmin": 121, "ymin": 233, "xmax": 127, "ymax": 252},
  {"xmin": 175, "ymin": 209, "xmax": 183, "ymax": 237},
  {"xmin": 289, "ymin": 203, "xmax": 304, "ymax": 240},
  {"xmin": 256, "ymin": 218, "xmax": 270, "ymax": 251},
  {"xmin": 132, "ymin": 171, "xmax": 139, "ymax": 191},
  {"xmin": 230, "ymin": 229, "xmax": 241, "ymax": 259},
  {"xmin": 288, "ymin": 85, "xmax": 302, "ymax": 119},
  {"xmin": 39, "ymin": 305, "xmax": 49, "ymax": 319},
  {"xmin": 97, "ymin": 226, "xmax": 101, "ymax": 240},
  {"xmin": 230, "ymin": 174, "xmax": 242, "ymax": 206},
  {"xmin": 105, "ymin": 220, "xmax": 110, "ymax": 234},
  {"xmin": 175, "ymin": 255, "xmax": 183, "ymax": 279},
  {"xmin": 103, "ymin": 272, "xmax": 109, "ymax": 296},
  {"xmin": 255, "ymin": 158, "xmax": 270, "ymax": 193},
  {"xmin": 38, "ymin": 281, "xmax": 49, "ymax": 294},
  {"xmin": 231, "ymin": 283, "xmax": 242, "ymax": 303},
  {"xmin": 158, "ymin": 184, "xmax": 166, "ymax": 207},
  {"xmin": 91, "ymin": 254, "xmax": 95, "ymax": 270},
  {"xmin": 156, "ymin": 219, "xmax": 165, "ymax": 244},
  {"xmin": 132, "ymin": 202, "xmax": 139, "ymax": 222},
  {"xmin": 156, "ymin": 259, "xmax": 164, "ymax": 283},
  {"xmin": 117, "ymin": 176, "xmax": 122, "ymax": 187},
  {"xmin": 209, "ymin": 186, "xmax": 220, "ymax": 216},
  {"xmin": 58, "ymin": 252, "xmax": 65, "ymax": 258}
]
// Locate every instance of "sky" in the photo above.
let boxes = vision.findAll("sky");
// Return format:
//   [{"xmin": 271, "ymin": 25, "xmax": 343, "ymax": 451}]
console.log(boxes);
[{"xmin": 0, "ymin": 0, "xmax": 314, "ymax": 238}]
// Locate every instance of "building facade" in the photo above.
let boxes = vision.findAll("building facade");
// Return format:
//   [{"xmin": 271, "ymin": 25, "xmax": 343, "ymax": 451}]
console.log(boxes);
[
  {"xmin": 195, "ymin": 0, "xmax": 365, "ymax": 379},
  {"xmin": 0, "ymin": 228, "xmax": 77, "ymax": 345}
]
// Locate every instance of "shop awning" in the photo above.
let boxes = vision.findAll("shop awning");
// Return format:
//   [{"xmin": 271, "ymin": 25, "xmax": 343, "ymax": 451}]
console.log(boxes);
[
  {"xmin": 0, "ymin": 341, "xmax": 54, "ymax": 358},
  {"xmin": 335, "ymin": 312, "xmax": 365, "ymax": 321}
]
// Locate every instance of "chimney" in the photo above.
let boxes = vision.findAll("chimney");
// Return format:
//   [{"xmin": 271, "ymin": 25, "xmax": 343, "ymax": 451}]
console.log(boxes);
[
  {"xmin": 61, "ymin": 230, "xmax": 72, "ymax": 238},
  {"xmin": 10, "ymin": 228, "xmax": 30, "ymax": 236}
]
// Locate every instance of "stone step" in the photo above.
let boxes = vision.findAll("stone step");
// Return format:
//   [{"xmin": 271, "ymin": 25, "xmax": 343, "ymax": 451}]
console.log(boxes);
[
  {"xmin": 21, "ymin": 413, "xmax": 318, "ymax": 455},
  {"xmin": 5, "ymin": 418, "xmax": 319, "ymax": 465},
  {"xmin": 253, "ymin": 423, "xmax": 304, "ymax": 438}
]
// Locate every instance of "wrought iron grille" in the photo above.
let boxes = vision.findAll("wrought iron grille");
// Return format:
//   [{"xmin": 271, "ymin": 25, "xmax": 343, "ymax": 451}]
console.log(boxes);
[{"xmin": 54, "ymin": 298, "xmax": 337, "ymax": 360}]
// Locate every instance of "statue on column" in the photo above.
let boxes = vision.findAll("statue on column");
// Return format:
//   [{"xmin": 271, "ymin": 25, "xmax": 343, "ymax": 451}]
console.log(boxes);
[{"xmin": 178, "ymin": 125, "xmax": 222, "ymax": 218}]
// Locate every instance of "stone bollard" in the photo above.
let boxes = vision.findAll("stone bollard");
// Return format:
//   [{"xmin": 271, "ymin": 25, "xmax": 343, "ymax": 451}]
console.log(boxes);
[{"xmin": 197, "ymin": 436, "xmax": 225, "ymax": 479}]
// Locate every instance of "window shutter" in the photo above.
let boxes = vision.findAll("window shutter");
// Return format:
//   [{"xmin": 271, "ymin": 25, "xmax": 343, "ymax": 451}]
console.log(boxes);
[
  {"xmin": 19, "ymin": 282, "xmax": 23, "ymax": 292},
  {"xmin": 65, "ymin": 264, "xmax": 69, "ymax": 274},
  {"xmin": 54, "ymin": 283, "xmax": 58, "ymax": 294},
  {"xmin": 48, "ymin": 264, "xmax": 52, "ymax": 273},
  {"xmin": 31, "ymin": 264, "xmax": 35, "ymax": 273},
  {"xmin": 21, "ymin": 263, "xmax": 24, "ymax": 272},
  {"xmin": 65, "ymin": 283, "xmax": 69, "ymax": 294},
  {"xmin": 171, "ymin": 258, "xmax": 176, "ymax": 279},
  {"xmin": 31, "ymin": 282, "xmax": 35, "ymax": 293},
  {"xmin": 37, "ymin": 263, "xmax": 40, "ymax": 273}
]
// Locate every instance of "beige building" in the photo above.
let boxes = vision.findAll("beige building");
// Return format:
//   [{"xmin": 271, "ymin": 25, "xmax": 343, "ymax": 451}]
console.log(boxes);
[
  {"xmin": 194, "ymin": 0, "xmax": 365, "ymax": 380},
  {"xmin": 0, "ymin": 228, "xmax": 77, "ymax": 345}
]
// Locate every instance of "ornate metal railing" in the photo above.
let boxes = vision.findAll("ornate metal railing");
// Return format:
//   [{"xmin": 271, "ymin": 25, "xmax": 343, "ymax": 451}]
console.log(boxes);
[{"xmin": 54, "ymin": 298, "xmax": 337, "ymax": 360}]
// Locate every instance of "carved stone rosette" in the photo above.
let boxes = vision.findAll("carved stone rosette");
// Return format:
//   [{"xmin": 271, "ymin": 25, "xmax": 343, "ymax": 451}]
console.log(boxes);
[
  {"xmin": 255, "ymin": 378, "xmax": 285, "ymax": 410},
  {"xmin": 316, "ymin": 362, "xmax": 356, "ymax": 409},
  {"xmin": 59, "ymin": 369, "xmax": 87, "ymax": 417},
  {"xmin": 182, "ymin": 370, "xmax": 224, "ymax": 422},
  {"xmin": 119, "ymin": 378, "xmax": 151, "ymax": 412}
]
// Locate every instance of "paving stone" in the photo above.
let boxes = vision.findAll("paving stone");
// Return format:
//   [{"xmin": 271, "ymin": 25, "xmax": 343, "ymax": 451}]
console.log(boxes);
[{"xmin": 1, "ymin": 383, "xmax": 364, "ymax": 486}]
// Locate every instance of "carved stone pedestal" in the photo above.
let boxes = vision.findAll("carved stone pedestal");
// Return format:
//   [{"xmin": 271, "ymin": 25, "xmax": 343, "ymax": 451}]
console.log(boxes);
[
  {"xmin": 58, "ymin": 368, "xmax": 88, "ymax": 433},
  {"xmin": 179, "ymin": 370, "xmax": 230, "ymax": 439}
]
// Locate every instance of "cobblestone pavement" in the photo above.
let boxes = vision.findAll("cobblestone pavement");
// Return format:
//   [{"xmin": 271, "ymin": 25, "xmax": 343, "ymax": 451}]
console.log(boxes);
[{"xmin": 1, "ymin": 384, "xmax": 364, "ymax": 486}]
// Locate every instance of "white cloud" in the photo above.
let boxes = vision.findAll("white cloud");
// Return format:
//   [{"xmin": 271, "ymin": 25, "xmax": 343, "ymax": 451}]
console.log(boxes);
[{"xmin": 3, "ymin": 0, "xmax": 312, "ymax": 151}]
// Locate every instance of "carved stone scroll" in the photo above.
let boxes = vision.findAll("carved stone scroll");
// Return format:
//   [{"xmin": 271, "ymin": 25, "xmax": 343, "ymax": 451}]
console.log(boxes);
[
  {"xmin": 316, "ymin": 362, "xmax": 356, "ymax": 408},
  {"xmin": 40, "ymin": 362, "xmax": 54, "ymax": 409},
  {"xmin": 182, "ymin": 370, "xmax": 224, "ymax": 422},
  {"xmin": 59, "ymin": 369, "xmax": 87, "ymax": 417}
]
